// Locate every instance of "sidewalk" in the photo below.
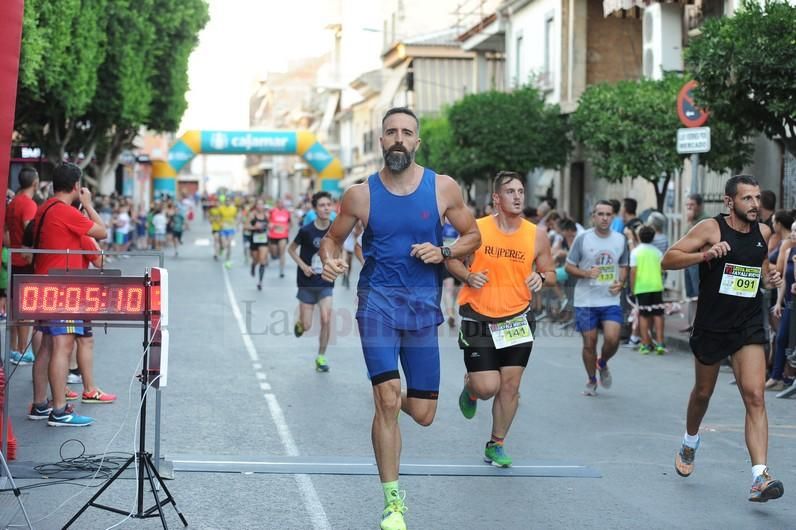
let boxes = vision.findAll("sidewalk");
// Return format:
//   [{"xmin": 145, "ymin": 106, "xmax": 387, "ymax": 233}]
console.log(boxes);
[{"xmin": 663, "ymin": 307, "xmax": 693, "ymax": 353}]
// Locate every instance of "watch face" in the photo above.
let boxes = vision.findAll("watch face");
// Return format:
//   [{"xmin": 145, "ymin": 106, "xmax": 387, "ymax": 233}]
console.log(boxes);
[{"xmin": 442, "ymin": 246, "xmax": 452, "ymax": 258}]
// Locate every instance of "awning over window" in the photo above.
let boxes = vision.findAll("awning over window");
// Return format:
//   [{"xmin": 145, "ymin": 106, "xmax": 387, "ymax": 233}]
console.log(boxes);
[
  {"xmin": 318, "ymin": 92, "xmax": 340, "ymax": 137},
  {"xmin": 603, "ymin": 0, "xmax": 693, "ymax": 18},
  {"xmin": 376, "ymin": 60, "xmax": 410, "ymax": 111}
]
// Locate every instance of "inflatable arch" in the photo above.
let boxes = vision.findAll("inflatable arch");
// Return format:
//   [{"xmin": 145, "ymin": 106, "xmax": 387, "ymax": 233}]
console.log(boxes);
[{"xmin": 151, "ymin": 130, "xmax": 343, "ymax": 196}]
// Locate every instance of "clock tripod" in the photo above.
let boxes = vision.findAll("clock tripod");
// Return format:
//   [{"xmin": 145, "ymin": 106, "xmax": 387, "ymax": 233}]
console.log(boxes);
[{"xmin": 62, "ymin": 271, "xmax": 185, "ymax": 529}]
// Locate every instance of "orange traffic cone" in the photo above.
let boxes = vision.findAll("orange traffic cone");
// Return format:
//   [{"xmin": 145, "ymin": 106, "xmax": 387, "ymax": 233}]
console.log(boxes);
[{"xmin": 0, "ymin": 365, "xmax": 17, "ymax": 460}]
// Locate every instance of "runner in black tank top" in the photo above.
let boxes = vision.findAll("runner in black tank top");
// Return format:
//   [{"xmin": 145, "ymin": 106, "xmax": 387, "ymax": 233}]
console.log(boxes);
[
  {"xmin": 662, "ymin": 175, "xmax": 784, "ymax": 503},
  {"xmin": 692, "ymin": 214, "xmax": 767, "ymax": 340},
  {"xmin": 248, "ymin": 200, "xmax": 269, "ymax": 290}
]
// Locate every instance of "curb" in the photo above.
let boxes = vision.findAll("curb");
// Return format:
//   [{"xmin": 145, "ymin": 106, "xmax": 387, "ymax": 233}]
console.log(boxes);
[{"xmin": 666, "ymin": 333, "xmax": 691, "ymax": 354}]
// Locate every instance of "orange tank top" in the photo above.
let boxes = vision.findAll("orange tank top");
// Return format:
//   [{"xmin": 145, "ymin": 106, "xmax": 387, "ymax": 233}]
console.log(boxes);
[{"xmin": 457, "ymin": 215, "xmax": 537, "ymax": 319}]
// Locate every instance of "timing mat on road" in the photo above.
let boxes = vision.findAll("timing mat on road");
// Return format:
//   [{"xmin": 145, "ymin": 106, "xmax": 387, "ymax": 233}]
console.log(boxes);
[{"xmin": 168, "ymin": 455, "xmax": 601, "ymax": 478}]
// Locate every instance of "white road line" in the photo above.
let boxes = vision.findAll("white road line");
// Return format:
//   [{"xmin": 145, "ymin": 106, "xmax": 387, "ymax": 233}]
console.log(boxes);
[
  {"xmin": 256, "ymin": 372, "xmax": 267, "ymax": 380},
  {"xmin": 223, "ymin": 267, "xmax": 331, "ymax": 530},
  {"xmin": 173, "ymin": 459, "xmax": 586, "ymax": 470}
]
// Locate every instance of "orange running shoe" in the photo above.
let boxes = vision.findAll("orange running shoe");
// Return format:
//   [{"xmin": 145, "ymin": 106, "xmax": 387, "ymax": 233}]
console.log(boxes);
[{"xmin": 81, "ymin": 389, "xmax": 117, "ymax": 404}]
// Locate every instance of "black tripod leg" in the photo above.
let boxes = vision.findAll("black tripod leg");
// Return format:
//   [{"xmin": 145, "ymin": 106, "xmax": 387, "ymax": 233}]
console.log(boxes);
[
  {"xmin": 145, "ymin": 455, "xmax": 188, "ymax": 527},
  {"xmin": 142, "ymin": 456, "xmax": 169, "ymax": 529},
  {"xmin": 62, "ymin": 455, "xmax": 135, "ymax": 530}
]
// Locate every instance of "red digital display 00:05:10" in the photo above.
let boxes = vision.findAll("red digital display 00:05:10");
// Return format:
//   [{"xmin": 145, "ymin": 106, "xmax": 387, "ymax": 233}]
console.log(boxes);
[{"xmin": 19, "ymin": 284, "xmax": 145, "ymax": 315}]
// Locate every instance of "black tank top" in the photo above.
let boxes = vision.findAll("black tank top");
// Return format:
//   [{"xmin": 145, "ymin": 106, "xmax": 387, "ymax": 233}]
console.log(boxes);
[
  {"xmin": 694, "ymin": 214, "xmax": 767, "ymax": 332},
  {"xmin": 250, "ymin": 213, "xmax": 267, "ymax": 233}
]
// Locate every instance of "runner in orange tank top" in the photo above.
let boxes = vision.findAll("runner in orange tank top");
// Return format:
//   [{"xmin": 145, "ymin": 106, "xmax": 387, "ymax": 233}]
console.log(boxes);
[{"xmin": 446, "ymin": 171, "xmax": 555, "ymax": 468}]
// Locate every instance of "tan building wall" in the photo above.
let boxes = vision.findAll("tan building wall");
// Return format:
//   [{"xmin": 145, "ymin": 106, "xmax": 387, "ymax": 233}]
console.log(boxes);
[{"xmin": 586, "ymin": 0, "xmax": 642, "ymax": 85}]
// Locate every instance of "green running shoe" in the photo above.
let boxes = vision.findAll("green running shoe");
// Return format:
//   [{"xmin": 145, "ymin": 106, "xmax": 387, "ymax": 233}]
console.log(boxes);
[
  {"xmin": 294, "ymin": 321, "xmax": 304, "ymax": 338},
  {"xmin": 380, "ymin": 497, "xmax": 407, "ymax": 530},
  {"xmin": 655, "ymin": 343, "xmax": 667, "ymax": 355},
  {"xmin": 458, "ymin": 386, "xmax": 477, "ymax": 419},
  {"xmin": 639, "ymin": 344, "xmax": 653, "ymax": 355},
  {"xmin": 315, "ymin": 354, "xmax": 329, "ymax": 372},
  {"xmin": 484, "ymin": 441, "xmax": 512, "ymax": 468}
]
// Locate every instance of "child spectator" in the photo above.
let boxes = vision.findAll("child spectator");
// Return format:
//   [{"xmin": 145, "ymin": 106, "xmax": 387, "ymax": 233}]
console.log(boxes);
[
  {"xmin": 168, "ymin": 205, "xmax": 185, "ymax": 257},
  {"xmin": 152, "ymin": 206, "xmax": 168, "ymax": 250},
  {"xmin": 630, "ymin": 225, "xmax": 666, "ymax": 355}
]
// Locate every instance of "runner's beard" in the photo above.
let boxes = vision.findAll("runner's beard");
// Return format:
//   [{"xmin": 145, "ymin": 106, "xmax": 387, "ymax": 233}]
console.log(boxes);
[
  {"xmin": 733, "ymin": 205, "xmax": 757, "ymax": 224},
  {"xmin": 383, "ymin": 148, "xmax": 413, "ymax": 173}
]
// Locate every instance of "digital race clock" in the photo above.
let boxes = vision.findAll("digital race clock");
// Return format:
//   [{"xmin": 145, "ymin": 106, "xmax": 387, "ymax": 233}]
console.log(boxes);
[{"xmin": 11, "ymin": 274, "xmax": 155, "ymax": 321}]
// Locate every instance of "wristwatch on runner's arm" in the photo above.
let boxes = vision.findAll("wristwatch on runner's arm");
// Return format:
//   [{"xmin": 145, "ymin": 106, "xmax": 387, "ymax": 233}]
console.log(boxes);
[{"xmin": 440, "ymin": 246, "xmax": 452, "ymax": 259}]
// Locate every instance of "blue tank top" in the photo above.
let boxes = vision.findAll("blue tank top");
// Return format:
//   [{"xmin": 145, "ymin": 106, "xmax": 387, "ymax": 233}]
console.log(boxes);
[
  {"xmin": 357, "ymin": 168, "xmax": 443, "ymax": 329},
  {"xmin": 441, "ymin": 223, "xmax": 458, "ymax": 245}
]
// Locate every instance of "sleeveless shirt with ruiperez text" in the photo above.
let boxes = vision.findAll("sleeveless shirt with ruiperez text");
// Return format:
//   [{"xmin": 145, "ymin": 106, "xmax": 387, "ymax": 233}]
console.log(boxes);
[
  {"xmin": 356, "ymin": 168, "xmax": 443, "ymax": 330},
  {"xmin": 458, "ymin": 215, "xmax": 537, "ymax": 320},
  {"xmin": 694, "ymin": 214, "xmax": 767, "ymax": 332}
]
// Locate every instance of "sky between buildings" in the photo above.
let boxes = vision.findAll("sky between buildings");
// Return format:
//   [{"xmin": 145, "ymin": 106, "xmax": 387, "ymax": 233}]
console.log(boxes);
[{"xmin": 178, "ymin": 0, "xmax": 335, "ymax": 188}]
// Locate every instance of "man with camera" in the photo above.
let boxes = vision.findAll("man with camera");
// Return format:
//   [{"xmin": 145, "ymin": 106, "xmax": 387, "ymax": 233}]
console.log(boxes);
[{"xmin": 27, "ymin": 163, "xmax": 108, "ymax": 427}]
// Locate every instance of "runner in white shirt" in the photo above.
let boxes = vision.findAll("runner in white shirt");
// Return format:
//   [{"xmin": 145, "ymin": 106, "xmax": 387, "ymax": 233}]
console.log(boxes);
[{"xmin": 565, "ymin": 200, "xmax": 629, "ymax": 396}]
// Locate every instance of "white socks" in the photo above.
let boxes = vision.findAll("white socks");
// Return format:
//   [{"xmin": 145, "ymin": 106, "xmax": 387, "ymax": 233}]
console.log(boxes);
[
  {"xmin": 752, "ymin": 464, "xmax": 767, "ymax": 479},
  {"xmin": 683, "ymin": 432, "xmax": 700, "ymax": 448}
]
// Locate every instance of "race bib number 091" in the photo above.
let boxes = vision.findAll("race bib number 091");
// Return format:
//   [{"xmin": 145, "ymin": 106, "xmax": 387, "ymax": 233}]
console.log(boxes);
[{"xmin": 718, "ymin": 263, "xmax": 761, "ymax": 298}]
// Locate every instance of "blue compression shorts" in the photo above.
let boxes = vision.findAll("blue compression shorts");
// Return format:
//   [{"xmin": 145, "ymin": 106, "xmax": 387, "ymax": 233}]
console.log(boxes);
[{"xmin": 357, "ymin": 317, "xmax": 440, "ymax": 399}]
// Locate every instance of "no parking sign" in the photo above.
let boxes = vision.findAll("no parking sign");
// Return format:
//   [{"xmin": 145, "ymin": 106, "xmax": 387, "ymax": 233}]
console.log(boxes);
[{"xmin": 677, "ymin": 80, "xmax": 709, "ymax": 128}]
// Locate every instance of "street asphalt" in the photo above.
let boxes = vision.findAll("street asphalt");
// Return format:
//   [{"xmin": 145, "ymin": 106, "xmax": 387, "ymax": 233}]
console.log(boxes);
[{"xmin": 2, "ymin": 219, "xmax": 794, "ymax": 530}]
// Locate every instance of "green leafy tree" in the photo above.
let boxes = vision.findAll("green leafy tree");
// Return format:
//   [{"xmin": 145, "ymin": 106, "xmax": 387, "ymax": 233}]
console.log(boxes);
[
  {"xmin": 571, "ymin": 74, "xmax": 752, "ymax": 211},
  {"xmin": 77, "ymin": 0, "xmax": 158, "ymax": 185},
  {"xmin": 685, "ymin": 0, "xmax": 796, "ymax": 156},
  {"xmin": 415, "ymin": 114, "xmax": 453, "ymax": 174},
  {"xmin": 447, "ymin": 87, "xmax": 570, "ymax": 185},
  {"xmin": 15, "ymin": 0, "xmax": 110, "ymax": 164},
  {"xmin": 15, "ymin": 0, "xmax": 208, "ymax": 190},
  {"xmin": 415, "ymin": 112, "xmax": 477, "ymax": 184},
  {"xmin": 148, "ymin": 0, "xmax": 208, "ymax": 132}
]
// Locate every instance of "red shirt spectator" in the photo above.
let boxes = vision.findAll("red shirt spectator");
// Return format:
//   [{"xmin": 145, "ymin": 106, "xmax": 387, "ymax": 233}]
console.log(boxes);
[
  {"xmin": 6, "ymin": 191, "xmax": 37, "ymax": 267},
  {"xmin": 80, "ymin": 235, "xmax": 103, "ymax": 269},
  {"xmin": 32, "ymin": 198, "xmax": 94, "ymax": 274}
]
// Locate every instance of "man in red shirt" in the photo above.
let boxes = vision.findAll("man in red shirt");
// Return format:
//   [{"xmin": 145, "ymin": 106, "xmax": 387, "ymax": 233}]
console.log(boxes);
[
  {"xmin": 5, "ymin": 166, "xmax": 39, "ymax": 364},
  {"xmin": 27, "ymin": 163, "xmax": 107, "ymax": 427}
]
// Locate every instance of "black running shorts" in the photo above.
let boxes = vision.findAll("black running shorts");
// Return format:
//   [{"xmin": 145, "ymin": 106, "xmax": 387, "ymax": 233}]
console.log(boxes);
[
  {"xmin": 636, "ymin": 291, "xmax": 664, "ymax": 316},
  {"xmin": 689, "ymin": 325, "xmax": 767, "ymax": 365},
  {"xmin": 458, "ymin": 313, "xmax": 536, "ymax": 372}
]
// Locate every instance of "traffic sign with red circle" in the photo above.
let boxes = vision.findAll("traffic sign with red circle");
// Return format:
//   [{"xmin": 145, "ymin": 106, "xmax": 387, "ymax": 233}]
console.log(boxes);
[{"xmin": 677, "ymin": 80, "xmax": 709, "ymax": 128}]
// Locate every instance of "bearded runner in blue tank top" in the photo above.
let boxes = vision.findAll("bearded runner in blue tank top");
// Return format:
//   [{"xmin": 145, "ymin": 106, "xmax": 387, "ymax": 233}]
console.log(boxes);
[
  {"xmin": 319, "ymin": 107, "xmax": 481, "ymax": 530},
  {"xmin": 357, "ymin": 168, "xmax": 444, "ymax": 328},
  {"xmin": 663, "ymin": 175, "xmax": 785, "ymax": 504}
]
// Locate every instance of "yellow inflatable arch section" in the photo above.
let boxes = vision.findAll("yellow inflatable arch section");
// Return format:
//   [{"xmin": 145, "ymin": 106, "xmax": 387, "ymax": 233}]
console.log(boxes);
[{"xmin": 151, "ymin": 130, "xmax": 343, "ymax": 196}]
